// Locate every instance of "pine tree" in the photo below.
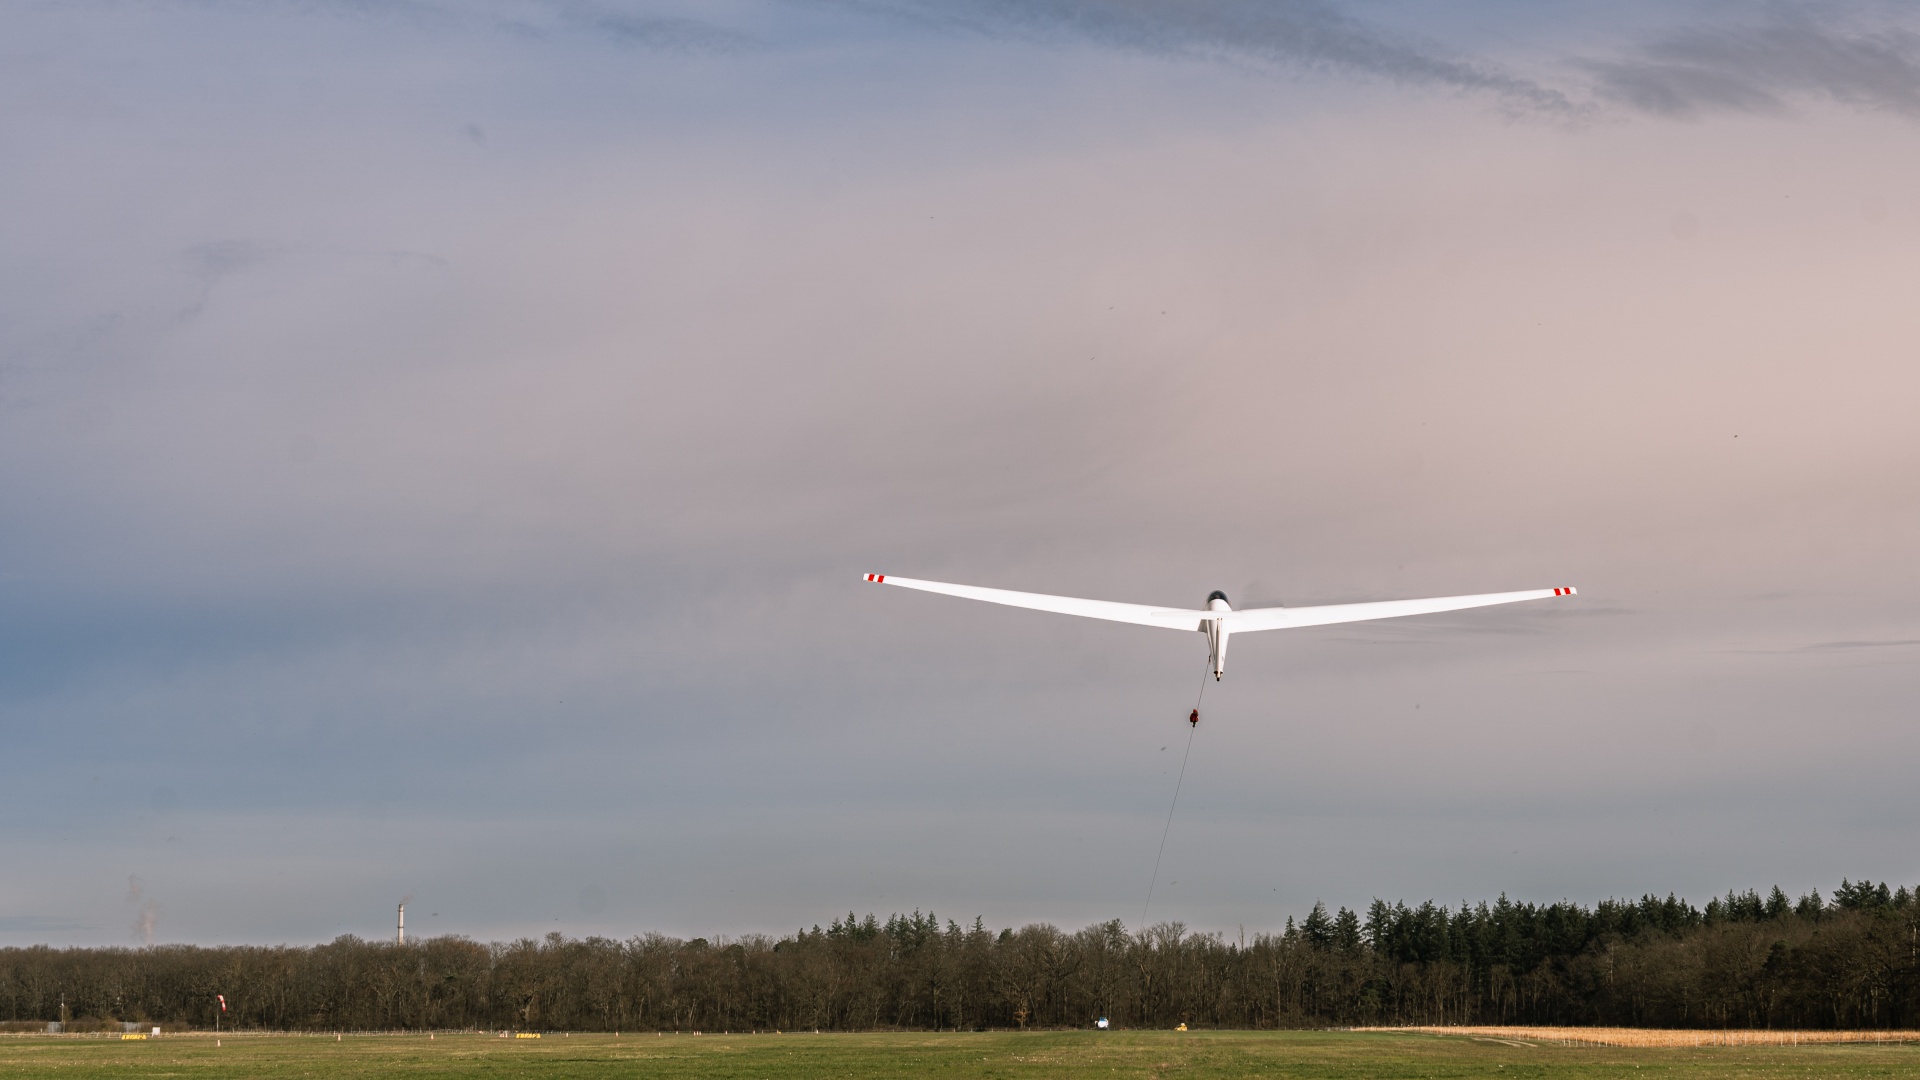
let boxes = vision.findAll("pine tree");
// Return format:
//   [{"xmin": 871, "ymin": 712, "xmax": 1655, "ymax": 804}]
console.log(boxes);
[
  {"xmin": 1333, "ymin": 907, "xmax": 1362, "ymax": 952},
  {"xmin": 1302, "ymin": 902, "xmax": 1335, "ymax": 951},
  {"xmin": 1362, "ymin": 899, "xmax": 1392, "ymax": 953}
]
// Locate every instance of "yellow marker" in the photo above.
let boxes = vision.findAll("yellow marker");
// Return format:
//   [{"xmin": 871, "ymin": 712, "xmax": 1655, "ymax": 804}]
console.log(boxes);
[{"xmin": 120, "ymin": 1034, "xmax": 148, "ymax": 1041}]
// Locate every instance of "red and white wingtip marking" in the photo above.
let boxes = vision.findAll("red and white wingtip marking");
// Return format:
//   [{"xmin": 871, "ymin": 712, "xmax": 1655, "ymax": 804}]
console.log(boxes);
[
  {"xmin": 864, "ymin": 573, "xmax": 886, "ymax": 583},
  {"xmin": 1553, "ymin": 587, "xmax": 1577, "ymax": 596}
]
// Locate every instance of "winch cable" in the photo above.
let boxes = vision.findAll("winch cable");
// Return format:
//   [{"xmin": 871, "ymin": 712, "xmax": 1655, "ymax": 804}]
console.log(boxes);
[{"xmin": 1141, "ymin": 660, "xmax": 1209, "ymax": 931}]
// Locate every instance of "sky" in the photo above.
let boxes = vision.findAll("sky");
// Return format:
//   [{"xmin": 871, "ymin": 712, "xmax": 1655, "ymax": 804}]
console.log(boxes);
[{"xmin": 3, "ymin": 0, "xmax": 1920, "ymax": 948}]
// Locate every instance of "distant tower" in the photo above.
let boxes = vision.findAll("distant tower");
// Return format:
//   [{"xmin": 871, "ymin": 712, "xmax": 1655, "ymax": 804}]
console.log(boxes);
[{"xmin": 397, "ymin": 902, "xmax": 405, "ymax": 945}]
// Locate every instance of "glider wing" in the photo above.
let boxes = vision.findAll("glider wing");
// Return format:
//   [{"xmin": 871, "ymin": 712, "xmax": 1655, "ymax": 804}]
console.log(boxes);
[
  {"xmin": 1222, "ymin": 587, "xmax": 1576, "ymax": 633},
  {"xmin": 862, "ymin": 574, "xmax": 1210, "ymax": 630}
]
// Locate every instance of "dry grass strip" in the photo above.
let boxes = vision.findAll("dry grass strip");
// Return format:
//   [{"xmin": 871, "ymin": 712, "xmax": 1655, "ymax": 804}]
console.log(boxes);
[{"xmin": 1354, "ymin": 1026, "xmax": 1920, "ymax": 1048}]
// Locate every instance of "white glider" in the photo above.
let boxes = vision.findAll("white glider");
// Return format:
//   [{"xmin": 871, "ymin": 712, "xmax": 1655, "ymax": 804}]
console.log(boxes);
[{"xmin": 861, "ymin": 573, "xmax": 1575, "ymax": 679}]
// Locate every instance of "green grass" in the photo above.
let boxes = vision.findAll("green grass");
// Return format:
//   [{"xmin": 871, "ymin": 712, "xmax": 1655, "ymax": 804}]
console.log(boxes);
[{"xmin": 2, "ymin": 1030, "xmax": 1916, "ymax": 1079}]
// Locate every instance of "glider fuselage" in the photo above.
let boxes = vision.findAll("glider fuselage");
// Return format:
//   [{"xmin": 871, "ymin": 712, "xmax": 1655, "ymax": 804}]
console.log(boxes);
[{"xmin": 1203, "ymin": 590, "xmax": 1232, "ymax": 680}]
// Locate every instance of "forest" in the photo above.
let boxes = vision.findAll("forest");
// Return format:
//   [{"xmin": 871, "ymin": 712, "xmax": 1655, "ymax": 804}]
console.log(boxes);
[{"xmin": 4, "ymin": 880, "xmax": 1916, "ymax": 1032}]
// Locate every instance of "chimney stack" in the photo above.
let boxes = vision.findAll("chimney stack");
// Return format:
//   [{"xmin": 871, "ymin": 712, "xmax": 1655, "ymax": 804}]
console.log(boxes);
[{"xmin": 397, "ymin": 902, "xmax": 405, "ymax": 945}]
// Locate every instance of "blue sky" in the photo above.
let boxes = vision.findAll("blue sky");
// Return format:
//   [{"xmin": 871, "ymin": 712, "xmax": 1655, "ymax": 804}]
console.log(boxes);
[{"xmin": 4, "ymin": 0, "xmax": 1920, "ymax": 946}]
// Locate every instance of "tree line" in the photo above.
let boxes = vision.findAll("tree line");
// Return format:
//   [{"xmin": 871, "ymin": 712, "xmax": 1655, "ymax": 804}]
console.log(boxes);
[{"xmin": 3, "ymin": 880, "xmax": 1916, "ymax": 1032}]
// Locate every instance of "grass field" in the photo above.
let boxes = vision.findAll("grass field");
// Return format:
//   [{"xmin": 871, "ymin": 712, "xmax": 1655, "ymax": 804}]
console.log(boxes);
[{"xmin": 4, "ymin": 1029, "xmax": 1919, "ymax": 1079}]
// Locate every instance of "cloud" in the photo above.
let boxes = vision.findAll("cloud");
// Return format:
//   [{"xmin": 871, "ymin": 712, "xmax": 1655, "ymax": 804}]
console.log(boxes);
[
  {"xmin": 849, "ymin": 0, "xmax": 1582, "ymax": 117},
  {"xmin": 851, "ymin": 1, "xmax": 1920, "ymax": 124},
  {"xmin": 0, "ymin": 915, "xmax": 87, "ymax": 933},
  {"xmin": 182, "ymin": 239, "xmax": 278, "ymax": 281},
  {"xmin": 1587, "ymin": 11, "xmax": 1920, "ymax": 118},
  {"xmin": 177, "ymin": 240, "xmax": 280, "ymax": 321},
  {"xmin": 1727, "ymin": 639, "xmax": 1920, "ymax": 654},
  {"xmin": 9, "ymin": 0, "xmax": 1920, "ymax": 947},
  {"xmin": 560, "ymin": 4, "xmax": 755, "ymax": 52}
]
